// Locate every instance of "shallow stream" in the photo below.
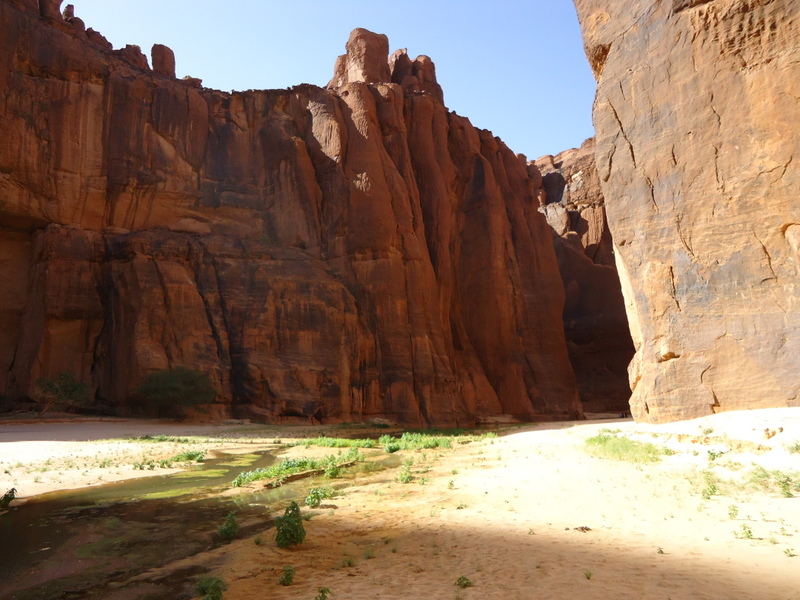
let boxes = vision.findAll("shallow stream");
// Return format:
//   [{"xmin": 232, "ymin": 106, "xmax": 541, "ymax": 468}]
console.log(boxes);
[
  {"xmin": 0, "ymin": 447, "xmax": 398, "ymax": 600},
  {"xmin": 0, "ymin": 449, "xmax": 283, "ymax": 599}
]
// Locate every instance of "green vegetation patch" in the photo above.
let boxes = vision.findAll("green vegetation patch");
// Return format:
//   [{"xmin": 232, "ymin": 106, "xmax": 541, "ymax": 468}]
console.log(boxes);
[
  {"xmin": 305, "ymin": 486, "xmax": 335, "ymax": 508},
  {"xmin": 747, "ymin": 466, "xmax": 800, "ymax": 498},
  {"xmin": 293, "ymin": 431, "xmax": 497, "ymax": 454},
  {"xmin": 379, "ymin": 431, "xmax": 497, "ymax": 452},
  {"xmin": 215, "ymin": 454, "xmax": 260, "ymax": 467},
  {"xmin": 126, "ymin": 435, "xmax": 198, "ymax": 444},
  {"xmin": 172, "ymin": 469, "xmax": 229, "ymax": 479},
  {"xmin": 170, "ymin": 450, "xmax": 206, "ymax": 463},
  {"xmin": 231, "ymin": 447, "xmax": 363, "ymax": 487},
  {"xmin": 139, "ymin": 488, "xmax": 195, "ymax": 500},
  {"xmin": 76, "ymin": 536, "xmax": 123, "ymax": 559},
  {"xmin": 585, "ymin": 432, "xmax": 668, "ymax": 463},
  {"xmin": 135, "ymin": 367, "xmax": 217, "ymax": 418},
  {"xmin": 217, "ymin": 512, "xmax": 239, "ymax": 543},
  {"xmin": 296, "ymin": 436, "xmax": 377, "ymax": 449},
  {"xmin": 195, "ymin": 577, "xmax": 226, "ymax": 600}
]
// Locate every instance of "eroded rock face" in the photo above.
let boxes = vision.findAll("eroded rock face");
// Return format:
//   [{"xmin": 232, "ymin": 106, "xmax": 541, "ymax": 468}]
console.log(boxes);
[
  {"xmin": 534, "ymin": 139, "xmax": 635, "ymax": 413},
  {"xmin": 574, "ymin": 0, "xmax": 800, "ymax": 422},
  {"xmin": 0, "ymin": 2, "xmax": 582, "ymax": 424}
]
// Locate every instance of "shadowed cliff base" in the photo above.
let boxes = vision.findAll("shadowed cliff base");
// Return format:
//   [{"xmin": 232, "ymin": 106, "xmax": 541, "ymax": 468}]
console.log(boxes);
[
  {"xmin": 0, "ymin": 2, "xmax": 588, "ymax": 426},
  {"xmin": 533, "ymin": 139, "xmax": 635, "ymax": 414}
]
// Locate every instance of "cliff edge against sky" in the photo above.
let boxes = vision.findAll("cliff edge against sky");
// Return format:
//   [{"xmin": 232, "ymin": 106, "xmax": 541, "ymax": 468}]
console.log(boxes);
[{"xmin": 0, "ymin": 1, "xmax": 583, "ymax": 424}]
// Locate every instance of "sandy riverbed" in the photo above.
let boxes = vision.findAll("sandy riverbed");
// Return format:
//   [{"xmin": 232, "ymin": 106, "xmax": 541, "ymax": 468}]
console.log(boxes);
[{"xmin": 1, "ymin": 409, "xmax": 799, "ymax": 599}]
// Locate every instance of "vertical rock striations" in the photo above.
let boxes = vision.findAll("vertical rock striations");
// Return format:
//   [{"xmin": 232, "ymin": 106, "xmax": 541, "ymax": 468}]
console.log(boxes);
[
  {"xmin": 534, "ymin": 139, "xmax": 635, "ymax": 412},
  {"xmin": 0, "ymin": 2, "xmax": 582, "ymax": 424},
  {"xmin": 574, "ymin": 0, "xmax": 800, "ymax": 422}
]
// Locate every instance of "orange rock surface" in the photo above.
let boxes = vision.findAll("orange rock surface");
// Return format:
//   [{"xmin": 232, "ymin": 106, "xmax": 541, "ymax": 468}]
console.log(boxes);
[
  {"xmin": 0, "ymin": 3, "xmax": 582, "ymax": 425},
  {"xmin": 575, "ymin": 0, "xmax": 800, "ymax": 422}
]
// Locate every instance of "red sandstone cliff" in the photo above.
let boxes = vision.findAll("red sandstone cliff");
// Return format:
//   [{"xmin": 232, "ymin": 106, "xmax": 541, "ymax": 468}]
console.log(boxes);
[
  {"xmin": 575, "ymin": 0, "xmax": 800, "ymax": 422},
  {"xmin": 533, "ymin": 139, "xmax": 635, "ymax": 413},
  {"xmin": 0, "ymin": 3, "xmax": 582, "ymax": 424}
]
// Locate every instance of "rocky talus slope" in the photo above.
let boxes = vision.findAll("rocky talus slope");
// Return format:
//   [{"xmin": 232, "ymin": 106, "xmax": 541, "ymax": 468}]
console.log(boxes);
[
  {"xmin": 575, "ymin": 0, "xmax": 800, "ymax": 422},
  {"xmin": 534, "ymin": 139, "xmax": 634, "ymax": 413},
  {"xmin": 0, "ymin": 1, "xmax": 583, "ymax": 424}
]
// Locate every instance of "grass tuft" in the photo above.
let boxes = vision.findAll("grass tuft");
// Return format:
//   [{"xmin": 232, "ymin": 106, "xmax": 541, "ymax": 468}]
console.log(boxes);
[{"xmin": 584, "ymin": 433, "xmax": 668, "ymax": 463}]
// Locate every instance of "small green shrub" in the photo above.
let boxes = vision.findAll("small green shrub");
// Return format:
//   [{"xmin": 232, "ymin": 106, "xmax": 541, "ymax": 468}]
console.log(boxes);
[
  {"xmin": 217, "ymin": 512, "xmax": 239, "ymax": 543},
  {"xmin": 157, "ymin": 450, "xmax": 206, "ymax": 469},
  {"xmin": 335, "ymin": 556, "xmax": 355, "ymax": 569},
  {"xmin": 133, "ymin": 459, "xmax": 157, "ymax": 470},
  {"xmin": 305, "ymin": 486, "xmax": 335, "ymax": 508},
  {"xmin": 734, "ymin": 524, "xmax": 754, "ymax": 539},
  {"xmin": 0, "ymin": 487, "xmax": 16, "ymax": 508},
  {"xmin": 728, "ymin": 504, "xmax": 739, "ymax": 520},
  {"xmin": 314, "ymin": 587, "xmax": 331, "ymax": 600},
  {"xmin": 384, "ymin": 441, "xmax": 401, "ymax": 453},
  {"xmin": 171, "ymin": 450, "xmax": 206, "ymax": 463},
  {"xmin": 275, "ymin": 501, "xmax": 306, "ymax": 548},
  {"xmin": 279, "ymin": 565, "xmax": 295, "ymax": 586},
  {"xmin": 701, "ymin": 472, "xmax": 718, "ymax": 499},
  {"xmin": 36, "ymin": 372, "xmax": 89, "ymax": 414},
  {"xmin": 396, "ymin": 458, "xmax": 413, "ymax": 484},
  {"xmin": 135, "ymin": 367, "xmax": 216, "ymax": 418},
  {"xmin": 455, "ymin": 576, "xmax": 473, "ymax": 588},
  {"xmin": 195, "ymin": 577, "xmax": 227, "ymax": 600}
]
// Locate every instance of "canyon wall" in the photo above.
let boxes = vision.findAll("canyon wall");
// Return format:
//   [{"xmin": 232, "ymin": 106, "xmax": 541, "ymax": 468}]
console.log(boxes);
[
  {"xmin": 575, "ymin": 0, "xmax": 800, "ymax": 422},
  {"xmin": 0, "ymin": 1, "xmax": 583, "ymax": 424},
  {"xmin": 534, "ymin": 139, "xmax": 634, "ymax": 413}
]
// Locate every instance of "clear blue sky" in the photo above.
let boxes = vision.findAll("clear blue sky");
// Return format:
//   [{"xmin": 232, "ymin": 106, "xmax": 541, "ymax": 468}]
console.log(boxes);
[{"xmin": 70, "ymin": 1, "xmax": 596, "ymax": 160}]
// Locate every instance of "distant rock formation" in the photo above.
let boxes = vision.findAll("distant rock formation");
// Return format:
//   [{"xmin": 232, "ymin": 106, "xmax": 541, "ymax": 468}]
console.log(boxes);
[
  {"xmin": 0, "ymin": 2, "xmax": 582, "ymax": 424},
  {"xmin": 534, "ymin": 139, "xmax": 635, "ymax": 412},
  {"xmin": 575, "ymin": 0, "xmax": 800, "ymax": 422}
]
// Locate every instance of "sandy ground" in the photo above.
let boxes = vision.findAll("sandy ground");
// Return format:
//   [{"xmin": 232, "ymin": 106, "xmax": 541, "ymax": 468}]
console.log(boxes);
[
  {"xmin": 2, "ymin": 409, "xmax": 800, "ymax": 599},
  {"xmin": 0, "ymin": 418, "xmax": 297, "ymax": 497}
]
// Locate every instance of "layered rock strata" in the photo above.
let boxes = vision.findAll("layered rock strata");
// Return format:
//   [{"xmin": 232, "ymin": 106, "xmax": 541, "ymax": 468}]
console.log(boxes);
[
  {"xmin": 0, "ymin": 4, "xmax": 582, "ymax": 424},
  {"xmin": 534, "ymin": 139, "xmax": 634, "ymax": 412},
  {"xmin": 575, "ymin": 0, "xmax": 800, "ymax": 422}
]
